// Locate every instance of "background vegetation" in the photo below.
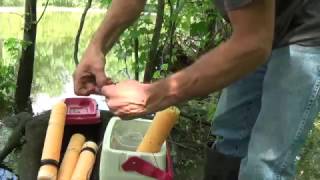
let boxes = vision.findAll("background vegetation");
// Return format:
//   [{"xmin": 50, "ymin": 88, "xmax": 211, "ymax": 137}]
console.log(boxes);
[{"xmin": 0, "ymin": 0, "xmax": 319, "ymax": 179}]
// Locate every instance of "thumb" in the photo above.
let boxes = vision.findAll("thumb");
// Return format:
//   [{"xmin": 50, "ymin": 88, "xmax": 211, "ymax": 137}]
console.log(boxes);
[
  {"xmin": 101, "ymin": 84, "xmax": 116, "ymax": 98},
  {"xmin": 95, "ymin": 71, "xmax": 113, "ymax": 88}
]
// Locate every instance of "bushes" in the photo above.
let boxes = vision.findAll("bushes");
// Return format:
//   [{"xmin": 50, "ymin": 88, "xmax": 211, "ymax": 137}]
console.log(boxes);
[
  {"xmin": 0, "ymin": 38, "xmax": 22, "ymax": 114},
  {"xmin": 0, "ymin": 64, "xmax": 16, "ymax": 113}
]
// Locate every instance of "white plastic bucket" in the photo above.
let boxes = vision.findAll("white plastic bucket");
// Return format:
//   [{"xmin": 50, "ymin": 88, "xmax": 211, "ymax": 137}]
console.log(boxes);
[{"xmin": 99, "ymin": 117, "xmax": 167, "ymax": 180}]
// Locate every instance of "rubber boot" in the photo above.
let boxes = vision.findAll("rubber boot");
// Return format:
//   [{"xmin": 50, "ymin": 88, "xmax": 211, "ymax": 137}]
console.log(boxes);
[{"xmin": 203, "ymin": 142, "xmax": 241, "ymax": 180}]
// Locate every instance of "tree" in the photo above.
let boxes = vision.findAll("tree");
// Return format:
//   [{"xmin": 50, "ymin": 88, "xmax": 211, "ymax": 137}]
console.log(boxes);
[
  {"xmin": 133, "ymin": 38, "xmax": 139, "ymax": 80},
  {"xmin": 143, "ymin": 0, "xmax": 165, "ymax": 83},
  {"xmin": 15, "ymin": 0, "xmax": 37, "ymax": 113}
]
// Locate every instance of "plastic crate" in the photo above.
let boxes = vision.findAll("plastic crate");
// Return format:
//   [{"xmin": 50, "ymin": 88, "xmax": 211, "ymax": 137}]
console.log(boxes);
[{"xmin": 64, "ymin": 97, "xmax": 100, "ymax": 125}]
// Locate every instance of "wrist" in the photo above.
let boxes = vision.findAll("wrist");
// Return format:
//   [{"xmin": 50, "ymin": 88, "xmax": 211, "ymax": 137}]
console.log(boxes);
[
  {"xmin": 145, "ymin": 79, "xmax": 180, "ymax": 113},
  {"xmin": 81, "ymin": 45, "xmax": 106, "ymax": 68},
  {"xmin": 89, "ymin": 37, "xmax": 105, "ymax": 53}
]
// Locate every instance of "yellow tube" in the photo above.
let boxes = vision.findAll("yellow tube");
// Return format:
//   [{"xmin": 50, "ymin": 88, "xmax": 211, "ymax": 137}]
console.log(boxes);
[
  {"xmin": 37, "ymin": 101, "xmax": 67, "ymax": 180},
  {"xmin": 71, "ymin": 141, "xmax": 98, "ymax": 180},
  {"xmin": 57, "ymin": 133, "xmax": 86, "ymax": 180},
  {"xmin": 137, "ymin": 106, "xmax": 180, "ymax": 153}
]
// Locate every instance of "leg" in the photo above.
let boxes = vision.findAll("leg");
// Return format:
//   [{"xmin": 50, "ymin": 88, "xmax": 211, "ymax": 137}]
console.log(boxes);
[
  {"xmin": 239, "ymin": 45, "xmax": 320, "ymax": 180},
  {"xmin": 204, "ymin": 62, "xmax": 267, "ymax": 180},
  {"xmin": 212, "ymin": 64, "xmax": 266, "ymax": 157}
]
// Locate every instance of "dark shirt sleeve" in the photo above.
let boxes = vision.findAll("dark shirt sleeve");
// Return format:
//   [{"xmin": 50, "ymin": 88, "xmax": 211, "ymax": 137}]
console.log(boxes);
[{"xmin": 224, "ymin": 0, "xmax": 253, "ymax": 10}]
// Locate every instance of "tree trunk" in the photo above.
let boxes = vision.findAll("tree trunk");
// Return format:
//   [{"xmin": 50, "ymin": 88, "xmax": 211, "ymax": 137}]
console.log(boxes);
[
  {"xmin": 134, "ymin": 38, "xmax": 139, "ymax": 81},
  {"xmin": 15, "ymin": 0, "xmax": 37, "ymax": 113},
  {"xmin": 74, "ymin": 0, "xmax": 93, "ymax": 65},
  {"xmin": 143, "ymin": 0, "xmax": 165, "ymax": 83},
  {"xmin": 167, "ymin": 0, "xmax": 179, "ymax": 63}
]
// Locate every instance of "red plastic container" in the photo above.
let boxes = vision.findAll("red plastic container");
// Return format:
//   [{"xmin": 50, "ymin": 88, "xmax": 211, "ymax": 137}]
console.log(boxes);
[{"xmin": 64, "ymin": 97, "xmax": 101, "ymax": 125}]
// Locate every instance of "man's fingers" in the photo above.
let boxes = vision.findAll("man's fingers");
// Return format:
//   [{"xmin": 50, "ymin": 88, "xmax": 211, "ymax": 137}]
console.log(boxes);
[
  {"xmin": 74, "ymin": 73, "xmax": 97, "ymax": 96},
  {"xmin": 75, "ymin": 82, "xmax": 96, "ymax": 96},
  {"xmin": 77, "ymin": 88, "xmax": 90, "ymax": 96},
  {"xmin": 95, "ymin": 71, "xmax": 112, "ymax": 88},
  {"xmin": 106, "ymin": 99, "xmax": 145, "ymax": 119}
]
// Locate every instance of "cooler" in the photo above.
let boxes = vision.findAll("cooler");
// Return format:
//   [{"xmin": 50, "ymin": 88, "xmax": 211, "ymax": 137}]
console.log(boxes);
[{"xmin": 100, "ymin": 117, "xmax": 173, "ymax": 180}]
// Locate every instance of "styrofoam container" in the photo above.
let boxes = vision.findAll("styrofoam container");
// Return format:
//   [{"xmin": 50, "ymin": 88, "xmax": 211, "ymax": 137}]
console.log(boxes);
[{"xmin": 100, "ymin": 117, "xmax": 167, "ymax": 180}]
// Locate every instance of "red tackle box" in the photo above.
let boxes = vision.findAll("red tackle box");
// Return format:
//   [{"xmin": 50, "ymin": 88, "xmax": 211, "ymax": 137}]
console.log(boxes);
[{"xmin": 64, "ymin": 97, "xmax": 101, "ymax": 125}]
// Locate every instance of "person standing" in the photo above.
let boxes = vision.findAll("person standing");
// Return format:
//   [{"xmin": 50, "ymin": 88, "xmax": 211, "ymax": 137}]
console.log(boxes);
[{"xmin": 73, "ymin": 0, "xmax": 320, "ymax": 179}]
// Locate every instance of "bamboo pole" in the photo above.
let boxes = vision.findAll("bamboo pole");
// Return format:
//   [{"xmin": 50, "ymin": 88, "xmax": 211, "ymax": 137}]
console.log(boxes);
[
  {"xmin": 37, "ymin": 101, "xmax": 67, "ymax": 180},
  {"xmin": 57, "ymin": 133, "xmax": 86, "ymax": 180},
  {"xmin": 71, "ymin": 141, "xmax": 98, "ymax": 180},
  {"xmin": 137, "ymin": 106, "xmax": 180, "ymax": 153}
]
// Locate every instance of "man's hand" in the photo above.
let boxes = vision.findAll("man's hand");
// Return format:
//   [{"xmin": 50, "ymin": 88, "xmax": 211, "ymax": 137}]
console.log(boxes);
[
  {"xmin": 102, "ymin": 80, "xmax": 162, "ymax": 118},
  {"xmin": 73, "ymin": 0, "xmax": 146, "ymax": 96},
  {"xmin": 73, "ymin": 45, "xmax": 113, "ymax": 96}
]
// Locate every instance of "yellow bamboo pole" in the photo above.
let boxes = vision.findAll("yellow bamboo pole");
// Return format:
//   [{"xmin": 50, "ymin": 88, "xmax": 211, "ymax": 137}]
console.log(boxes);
[
  {"xmin": 37, "ymin": 101, "xmax": 67, "ymax": 180},
  {"xmin": 57, "ymin": 133, "xmax": 86, "ymax": 180},
  {"xmin": 137, "ymin": 106, "xmax": 180, "ymax": 153},
  {"xmin": 71, "ymin": 141, "xmax": 98, "ymax": 180}
]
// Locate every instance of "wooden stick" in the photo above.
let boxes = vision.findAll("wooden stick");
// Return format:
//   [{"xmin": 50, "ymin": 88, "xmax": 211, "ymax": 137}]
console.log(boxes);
[
  {"xmin": 57, "ymin": 133, "xmax": 86, "ymax": 180},
  {"xmin": 71, "ymin": 141, "xmax": 98, "ymax": 180},
  {"xmin": 37, "ymin": 102, "xmax": 67, "ymax": 180},
  {"xmin": 137, "ymin": 106, "xmax": 180, "ymax": 153}
]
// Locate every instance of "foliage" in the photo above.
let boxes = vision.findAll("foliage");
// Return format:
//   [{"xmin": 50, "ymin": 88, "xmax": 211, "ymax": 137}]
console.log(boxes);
[
  {"xmin": 3, "ymin": 38, "xmax": 30, "ymax": 61},
  {"xmin": 110, "ymin": 14, "xmax": 155, "ymax": 81},
  {"xmin": 296, "ymin": 120, "xmax": 320, "ymax": 180},
  {"xmin": 0, "ymin": 38, "xmax": 24, "ymax": 113},
  {"xmin": 171, "ymin": 96, "xmax": 215, "ymax": 179},
  {"xmin": 0, "ymin": 65, "xmax": 16, "ymax": 111},
  {"xmin": 105, "ymin": 0, "xmax": 229, "ymax": 82},
  {"xmin": 99, "ymin": 0, "xmax": 111, "ymax": 7}
]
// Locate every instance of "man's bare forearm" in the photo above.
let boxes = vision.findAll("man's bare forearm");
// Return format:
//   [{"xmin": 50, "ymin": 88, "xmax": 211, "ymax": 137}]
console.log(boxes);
[
  {"xmin": 148, "ymin": 37, "xmax": 270, "ymax": 111},
  {"xmin": 90, "ymin": 0, "xmax": 147, "ymax": 54},
  {"xmin": 145, "ymin": 0, "xmax": 274, "ymax": 112}
]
